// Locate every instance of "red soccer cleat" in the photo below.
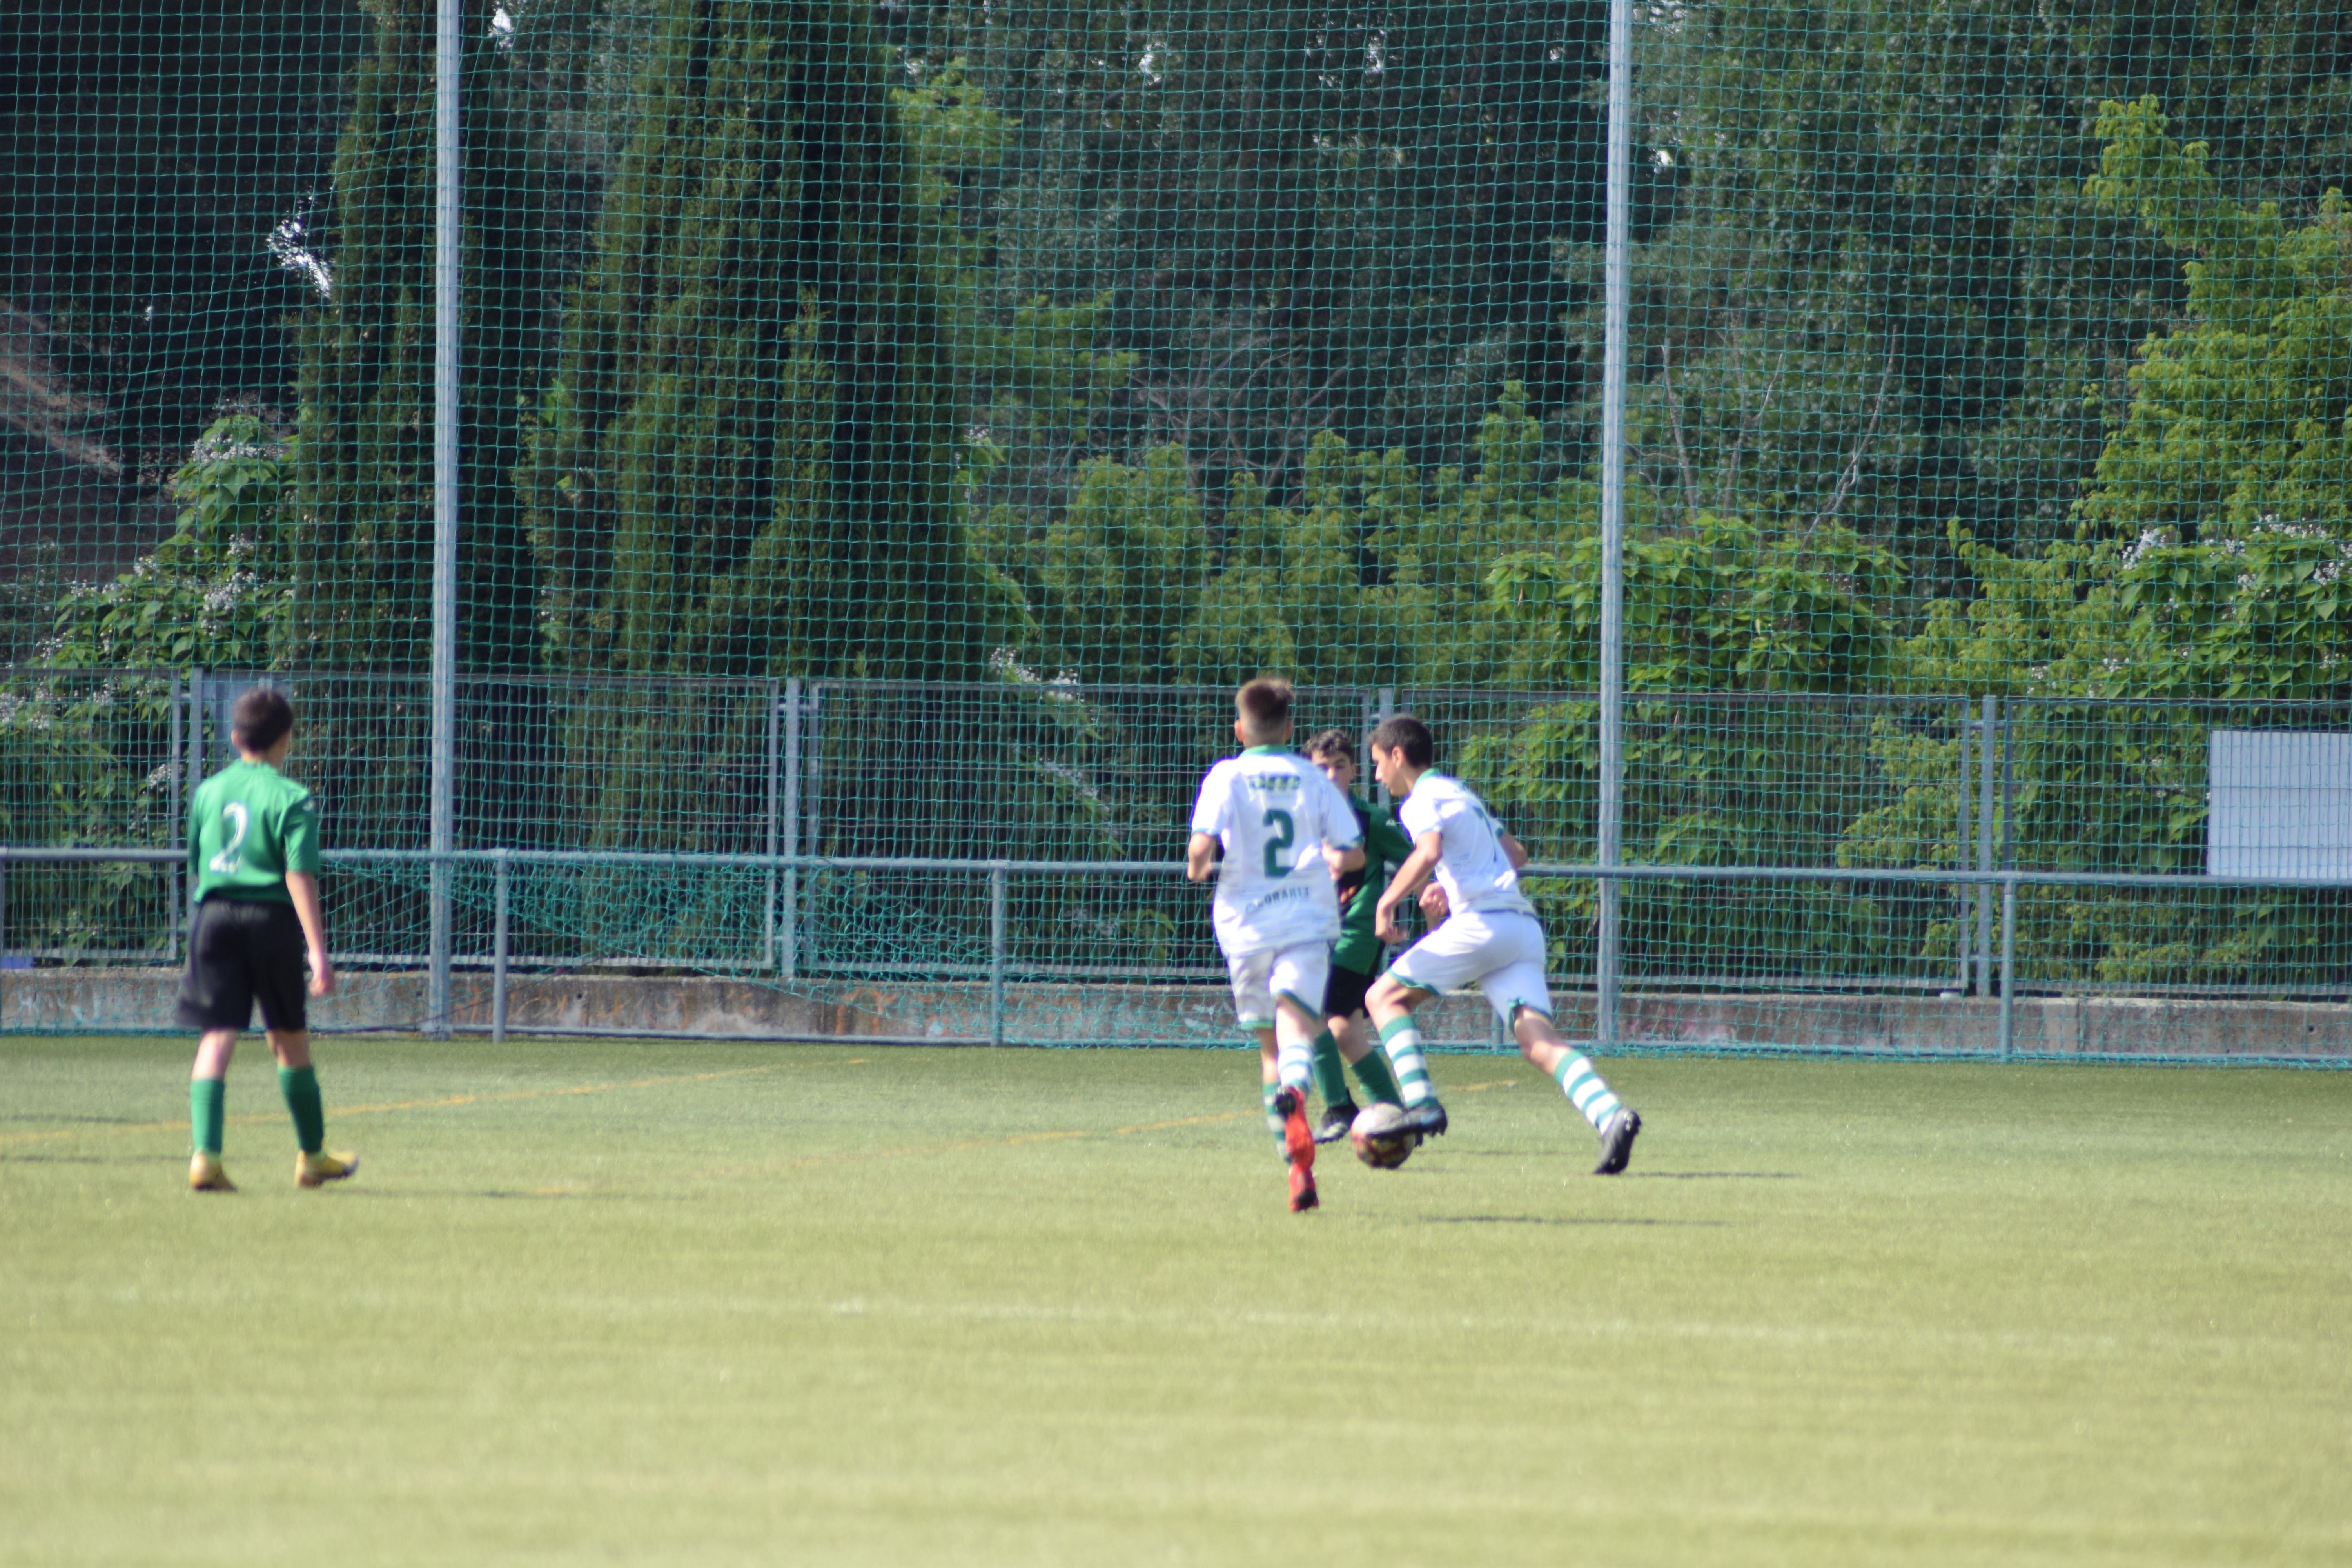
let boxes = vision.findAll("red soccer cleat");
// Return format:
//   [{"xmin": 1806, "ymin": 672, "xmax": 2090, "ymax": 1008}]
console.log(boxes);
[{"xmin": 1274, "ymin": 1085, "xmax": 1318, "ymax": 1212}]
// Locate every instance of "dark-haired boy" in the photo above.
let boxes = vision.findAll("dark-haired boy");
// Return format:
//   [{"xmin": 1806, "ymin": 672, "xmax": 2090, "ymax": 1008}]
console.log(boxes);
[
  {"xmin": 1364, "ymin": 714, "xmax": 1642, "ymax": 1174},
  {"xmin": 1187, "ymin": 678, "xmax": 1364, "ymax": 1212},
  {"xmin": 1299, "ymin": 729, "xmax": 1412, "ymax": 1142},
  {"xmin": 180, "ymin": 686, "xmax": 356, "ymax": 1192}
]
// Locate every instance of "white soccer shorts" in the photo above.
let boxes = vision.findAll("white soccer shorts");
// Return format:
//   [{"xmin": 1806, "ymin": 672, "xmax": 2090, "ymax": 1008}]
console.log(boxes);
[
  {"xmin": 1226, "ymin": 941, "xmax": 1332, "ymax": 1032},
  {"xmin": 1385, "ymin": 907, "xmax": 1553, "ymax": 1025}
]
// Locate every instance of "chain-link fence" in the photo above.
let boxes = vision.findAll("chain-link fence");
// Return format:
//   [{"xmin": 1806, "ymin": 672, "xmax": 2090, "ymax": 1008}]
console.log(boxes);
[
  {"xmin": 5, "ymin": 673, "xmax": 2346, "ymax": 1056},
  {"xmin": 3, "ymin": 0, "xmax": 2347, "ymax": 1054}
]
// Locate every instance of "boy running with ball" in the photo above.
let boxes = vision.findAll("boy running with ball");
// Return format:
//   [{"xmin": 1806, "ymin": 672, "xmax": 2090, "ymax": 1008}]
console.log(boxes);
[
  {"xmin": 1299, "ymin": 729, "xmax": 1414, "ymax": 1142},
  {"xmin": 180, "ymin": 686, "xmax": 357, "ymax": 1192},
  {"xmin": 1187, "ymin": 679, "xmax": 1364, "ymax": 1212},
  {"xmin": 1364, "ymin": 715, "xmax": 1642, "ymax": 1174}
]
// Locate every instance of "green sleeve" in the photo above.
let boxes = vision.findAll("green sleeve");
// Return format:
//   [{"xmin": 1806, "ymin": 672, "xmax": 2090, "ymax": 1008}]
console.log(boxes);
[
  {"xmin": 281, "ymin": 795, "xmax": 322, "ymax": 876},
  {"xmin": 1367, "ymin": 812, "xmax": 1416, "ymax": 866},
  {"xmin": 185, "ymin": 788, "xmax": 203, "ymax": 904}
]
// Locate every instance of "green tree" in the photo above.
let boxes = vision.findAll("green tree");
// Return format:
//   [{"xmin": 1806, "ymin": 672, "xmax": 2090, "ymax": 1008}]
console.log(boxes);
[
  {"xmin": 978, "ymin": 383, "xmax": 1574, "ymax": 686},
  {"xmin": 1611, "ymin": 0, "xmax": 2352, "ymax": 594},
  {"xmin": 523, "ymin": 0, "xmax": 978, "ymax": 681},
  {"xmin": 292, "ymin": 0, "xmax": 559, "ymax": 673},
  {"xmin": 1842, "ymin": 102, "xmax": 2352, "ymax": 990},
  {"xmin": 2073, "ymin": 97, "xmax": 2352, "ymax": 541},
  {"xmin": 9, "ymin": 419, "xmax": 294, "ymax": 945},
  {"xmin": 45, "ymin": 415, "xmax": 296, "ymax": 672},
  {"xmin": 890, "ymin": 0, "xmax": 1678, "ymax": 508}
]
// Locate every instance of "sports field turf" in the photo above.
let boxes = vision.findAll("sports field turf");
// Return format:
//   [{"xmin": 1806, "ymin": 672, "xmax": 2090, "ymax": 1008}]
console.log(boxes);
[{"xmin": 3, "ymin": 1035, "xmax": 2347, "ymax": 1566}]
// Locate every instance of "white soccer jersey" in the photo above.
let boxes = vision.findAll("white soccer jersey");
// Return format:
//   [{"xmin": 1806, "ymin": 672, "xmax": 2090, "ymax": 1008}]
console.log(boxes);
[
  {"xmin": 1190, "ymin": 747, "xmax": 1363, "ymax": 956},
  {"xmin": 1398, "ymin": 772, "xmax": 1536, "ymax": 918}
]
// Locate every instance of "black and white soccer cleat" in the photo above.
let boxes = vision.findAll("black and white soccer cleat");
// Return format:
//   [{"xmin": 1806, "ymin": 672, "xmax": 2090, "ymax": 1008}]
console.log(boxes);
[
  {"xmin": 1593, "ymin": 1107, "xmax": 1641, "ymax": 1175},
  {"xmin": 1313, "ymin": 1098, "xmax": 1360, "ymax": 1145},
  {"xmin": 1397, "ymin": 1099, "xmax": 1449, "ymax": 1143}
]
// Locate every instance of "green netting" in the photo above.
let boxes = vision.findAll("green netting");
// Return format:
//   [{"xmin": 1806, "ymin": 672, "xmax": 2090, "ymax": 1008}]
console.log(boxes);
[{"xmin": 2, "ymin": 0, "xmax": 2348, "ymax": 1057}]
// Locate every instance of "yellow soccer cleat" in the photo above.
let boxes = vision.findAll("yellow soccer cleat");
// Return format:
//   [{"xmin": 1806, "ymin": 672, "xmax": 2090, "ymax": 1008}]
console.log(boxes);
[
  {"xmin": 295, "ymin": 1149, "xmax": 359, "ymax": 1188},
  {"xmin": 189, "ymin": 1153, "xmax": 237, "ymax": 1193}
]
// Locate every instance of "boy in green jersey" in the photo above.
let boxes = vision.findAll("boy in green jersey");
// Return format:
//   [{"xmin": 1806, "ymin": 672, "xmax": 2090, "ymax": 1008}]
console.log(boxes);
[
  {"xmin": 1299, "ymin": 730, "xmax": 1414, "ymax": 1143},
  {"xmin": 178, "ymin": 686, "xmax": 356, "ymax": 1192}
]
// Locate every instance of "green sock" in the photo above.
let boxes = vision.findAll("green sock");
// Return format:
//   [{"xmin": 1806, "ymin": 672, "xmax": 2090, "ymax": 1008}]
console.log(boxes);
[
  {"xmin": 190, "ymin": 1078, "xmax": 226, "ymax": 1156},
  {"xmin": 1349, "ymin": 1045, "xmax": 1405, "ymax": 1107},
  {"xmin": 278, "ymin": 1065, "xmax": 325, "ymax": 1155},
  {"xmin": 1261, "ymin": 1083, "xmax": 1285, "ymax": 1146},
  {"xmin": 1307, "ymin": 1030, "xmax": 1350, "ymax": 1111}
]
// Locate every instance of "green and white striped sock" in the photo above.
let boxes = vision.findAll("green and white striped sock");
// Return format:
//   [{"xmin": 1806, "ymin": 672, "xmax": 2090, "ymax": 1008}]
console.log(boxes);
[
  {"xmin": 1261, "ymin": 1083, "xmax": 1285, "ymax": 1141},
  {"xmin": 1276, "ymin": 1035, "xmax": 1314, "ymax": 1095},
  {"xmin": 1552, "ymin": 1054, "xmax": 1622, "ymax": 1132},
  {"xmin": 1377, "ymin": 1017, "xmax": 1435, "ymax": 1107}
]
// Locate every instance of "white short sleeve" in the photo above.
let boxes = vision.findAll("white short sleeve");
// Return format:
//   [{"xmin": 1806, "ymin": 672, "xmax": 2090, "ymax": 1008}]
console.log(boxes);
[
  {"xmin": 1398, "ymin": 787, "xmax": 1440, "ymax": 840},
  {"xmin": 1190, "ymin": 764, "xmax": 1232, "ymax": 839},
  {"xmin": 1313, "ymin": 769, "xmax": 1363, "ymax": 848}
]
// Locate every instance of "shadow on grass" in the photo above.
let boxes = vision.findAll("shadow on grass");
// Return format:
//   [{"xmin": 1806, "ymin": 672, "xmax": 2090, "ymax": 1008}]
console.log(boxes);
[
  {"xmin": 1, "ymin": 1153, "xmax": 182, "ymax": 1165},
  {"xmin": 1624, "ymin": 1171, "xmax": 1799, "ymax": 1180},
  {"xmin": 331, "ymin": 1187, "xmax": 699, "ymax": 1203},
  {"xmin": 0, "ymin": 1114, "xmax": 156, "ymax": 1124},
  {"xmin": 1422, "ymin": 1215, "xmax": 1735, "ymax": 1227}
]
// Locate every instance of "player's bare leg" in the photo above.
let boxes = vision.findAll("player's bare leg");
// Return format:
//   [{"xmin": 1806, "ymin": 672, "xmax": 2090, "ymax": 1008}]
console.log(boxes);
[
  {"xmin": 1332, "ymin": 1011, "xmax": 1369, "ymax": 1065},
  {"xmin": 266, "ymin": 1026, "xmax": 311, "ymax": 1070},
  {"xmin": 1513, "ymin": 1007, "xmax": 1641, "ymax": 1175},
  {"xmin": 1365, "ymin": 975, "xmax": 1446, "ymax": 1140}
]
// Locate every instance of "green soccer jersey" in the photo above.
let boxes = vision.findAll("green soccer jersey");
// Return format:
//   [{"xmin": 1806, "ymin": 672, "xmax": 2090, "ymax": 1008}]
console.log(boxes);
[
  {"xmin": 1332, "ymin": 791, "xmax": 1417, "ymax": 975},
  {"xmin": 187, "ymin": 760, "xmax": 321, "ymax": 904}
]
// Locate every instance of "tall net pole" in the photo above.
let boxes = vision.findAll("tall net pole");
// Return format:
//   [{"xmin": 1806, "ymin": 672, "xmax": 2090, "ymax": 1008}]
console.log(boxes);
[
  {"xmin": 1596, "ymin": 0, "xmax": 1635, "ymax": 1054},
  {"xmin": 427, "ymin": 0, "xmax": 462, "ymax": 1038}
]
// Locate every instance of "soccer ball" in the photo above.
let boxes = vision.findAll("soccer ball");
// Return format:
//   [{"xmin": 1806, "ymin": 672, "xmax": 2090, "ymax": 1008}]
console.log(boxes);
[{"xmin": 1350, "ymin": 1103, "xmax": 1415, "ymax": 1170}]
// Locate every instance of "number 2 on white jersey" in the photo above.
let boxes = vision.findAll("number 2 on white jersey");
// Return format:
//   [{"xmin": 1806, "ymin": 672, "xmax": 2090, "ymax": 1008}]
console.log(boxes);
[
  {"xmin": 1261, "ymin": 808, "xmax": 1294, "ymax": 877},
  {"xmin": 208, "ymin": 802, "xmax": 249, "ymax": 875}
]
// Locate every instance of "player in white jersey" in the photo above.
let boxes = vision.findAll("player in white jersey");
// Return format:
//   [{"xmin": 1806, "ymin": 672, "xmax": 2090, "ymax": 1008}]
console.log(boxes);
[
  {"xmin": 1187, "ymin": 677, "xmax": 1364, "ymax": 1212},
  {"xmin": 1362, "ymin": 715, "xmax": 1642, "ymax": 1174}
]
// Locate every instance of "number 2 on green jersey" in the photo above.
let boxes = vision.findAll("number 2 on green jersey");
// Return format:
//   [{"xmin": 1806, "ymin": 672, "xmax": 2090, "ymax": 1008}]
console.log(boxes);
[
  {"xmin": 208, "ymin": 802, "xmax": 249, "ymax": 875},
  {"xmin": 1261, "ymin": 808, "xmax": 1294, "ymax": 877}
]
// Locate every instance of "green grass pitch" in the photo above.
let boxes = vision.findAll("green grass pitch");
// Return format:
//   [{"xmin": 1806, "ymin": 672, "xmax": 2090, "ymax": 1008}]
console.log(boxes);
[{"xmin": 4, "ymin": 1035, "xmax": 2347, "ymax": 1566}]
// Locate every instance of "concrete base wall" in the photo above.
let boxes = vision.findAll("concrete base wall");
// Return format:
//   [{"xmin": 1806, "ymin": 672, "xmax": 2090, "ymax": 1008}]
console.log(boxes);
[{"xmin": 3, "ymin": 967, "xmax": 2344, "ymax": 1061}]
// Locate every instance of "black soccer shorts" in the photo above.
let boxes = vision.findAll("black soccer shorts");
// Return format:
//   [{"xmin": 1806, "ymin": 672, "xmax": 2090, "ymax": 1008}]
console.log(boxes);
[
  {"xmin": 1321, "ymin": 959, "xmax": 1378, "ymax": 1022},
  {"xmin": 176, "ymin": 898, "xmax": 310, "ymax": 1032}
]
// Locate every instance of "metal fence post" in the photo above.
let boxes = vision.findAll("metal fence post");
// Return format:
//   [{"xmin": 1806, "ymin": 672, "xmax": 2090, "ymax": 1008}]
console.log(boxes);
[
  {"xmin": 166, "ymin": 674, "xmax": 182, "ymax": 962},
  {"xmin": 1975, "ymin": 694, "xmax": 1998, "ymax": 996},
  {"xmin": 2002, "ymin": 704, "xmax": 2019, "ymax": 870},
  {"xmin": 1, "ymin": 852, "xmax": 9, "ymax": 1025},
  {"xmin": 780, "ymin": 677, "xmax": 802, "ymax": 980},
  {"xmin": 764, "ymin": 679, "xmax": 779, "ymax": 971},
  {"xmin": 185, "ymin": 668, "xmax": 205, "ymax": 807},
  {"xmin": 1954, "ymin": 705, "xmax": 1970, "ymax": 993},
  {"xmin": 1998, "ymin": 876, "xmax": 2017, "ymax": 1060},
  {"xmin": 1595, "ymin": 0, "xmax": 1633, "ymax": 1058},
  {"xmin": 803, "ymin": 684, "xmax": 822, "ymax": 975},
  {"xmin": 1374, "ymin": 687, "xmax": 1396, "ymax": 809},
  {"xmin": 492, "ymin": 849, "xmax": 511, "ymax": 1045},
  {"xmin": 423, "ymin": 0, "xmax": 463, "ymax": 1042},
  {"xmin": 989, "ymin": 862, "xmax": 1009, "ymax": 1048}
]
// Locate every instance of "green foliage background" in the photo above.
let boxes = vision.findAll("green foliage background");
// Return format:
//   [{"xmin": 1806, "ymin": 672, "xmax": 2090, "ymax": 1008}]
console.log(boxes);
[{"xmin": 4, "ymin": 0, "xmax": 2347, "ymax": 992}]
